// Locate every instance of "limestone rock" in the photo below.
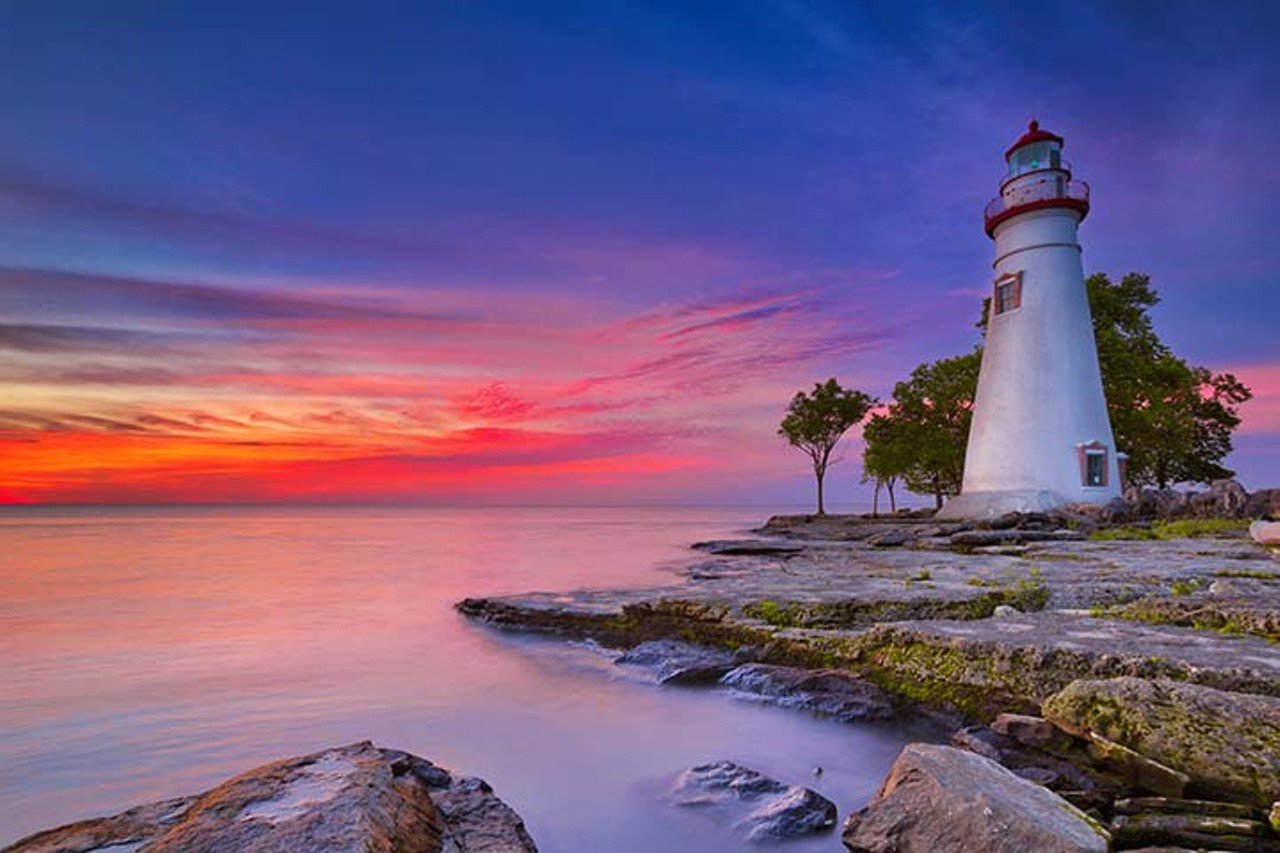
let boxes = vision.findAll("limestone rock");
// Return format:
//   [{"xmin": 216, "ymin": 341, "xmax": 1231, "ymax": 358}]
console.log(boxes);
[
  {"xmin": 991, "ymin": 713, "xmax": 1063, "ymax": 749},
  {"xmin": 1252, "ymin": 520, "xmax": 1280, "ymax": 548},
  {"xmin": 1110, "ymin": 812, "xmax": 1274, "ymax": 851},
  {"xmin": 719, "ymin": 664, "xmax": 895, "ymax": 722},
  {"xmin": 1083, "ymin": 731, "xmax": 1190, "ymax": 798},
  {"xmin": 6, "ymin": 741, "xmax": 537, "ymax": 852},
  {"xmin": 842, "ymin": 743, "xmax": 1109, "ymax": 852},
  {"xmin": 671, "ymin": 760, "xmax": 837, "ymax": 841},
  {"xmin": 1042, "ymin": 677, "xmax": 1280, "ymax": 806}
]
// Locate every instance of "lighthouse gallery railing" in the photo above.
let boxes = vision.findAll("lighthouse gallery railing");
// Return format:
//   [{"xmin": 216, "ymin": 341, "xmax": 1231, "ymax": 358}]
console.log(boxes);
[{"xmin": 984, "ymin": 178, "xmax": 1090, "ymax": 226}]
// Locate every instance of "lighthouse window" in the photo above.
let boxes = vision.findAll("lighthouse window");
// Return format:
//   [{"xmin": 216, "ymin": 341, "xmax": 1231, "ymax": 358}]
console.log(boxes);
[
  {"xmin": 993, "ymin": 273, "xmax": 1022, "ymax": 315},
  {"xmin": 1079, "ymin": 444, "xmax": 1109, "ymax": 488}
]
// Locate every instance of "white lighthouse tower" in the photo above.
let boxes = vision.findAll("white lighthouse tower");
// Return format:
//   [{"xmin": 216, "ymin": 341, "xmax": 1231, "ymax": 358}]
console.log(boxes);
[{"xmin": 939, "ymin": 121, "xmax": 1122, "ymax": 519}]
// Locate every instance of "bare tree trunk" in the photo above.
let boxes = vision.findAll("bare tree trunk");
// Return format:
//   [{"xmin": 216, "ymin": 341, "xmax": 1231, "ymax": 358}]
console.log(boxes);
[
  {"xmin": 815, "ymin": 468, "xmax": 826, "ymax": 515},
  {"xmin": 871, "ymin": 480, "xmax": 881, "ymax": 517},
  {"xmin": 887, "ymin": 479, "xmax": 897, "ymax": 513}
]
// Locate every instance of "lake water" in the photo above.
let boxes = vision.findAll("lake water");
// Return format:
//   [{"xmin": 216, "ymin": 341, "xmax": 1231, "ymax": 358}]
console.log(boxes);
[{"xmin": 0, "ymin": 506, "xmax": 932, "ymax": 851}]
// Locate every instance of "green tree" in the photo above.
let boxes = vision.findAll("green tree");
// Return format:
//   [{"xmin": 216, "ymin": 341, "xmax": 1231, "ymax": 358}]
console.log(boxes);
[
  {"xmin": 861, "ymin": 413, "xmax": 911, "ymax": 515},
  {"xmin": 779, "ymin": 378, "xmax": 877, "ymax": 515},
  {"xmin": 861, "ymin": 352, "xmax": 981, "ymax": 509},
  {"xmin": 1086, "ymin": 273, "xmax": 1251, "ymax": 487}
]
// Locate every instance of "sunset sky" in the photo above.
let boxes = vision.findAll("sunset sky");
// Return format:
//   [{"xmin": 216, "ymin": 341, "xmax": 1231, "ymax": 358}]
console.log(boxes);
[{"xmin": 1, "ymin": 2, "xmax": 1277, "ymax": 506}]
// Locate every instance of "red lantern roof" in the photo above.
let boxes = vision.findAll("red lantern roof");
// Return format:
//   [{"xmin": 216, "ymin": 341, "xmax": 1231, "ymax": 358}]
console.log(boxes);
[{"xmin": 1004, "ymin": 119, "xmax": 1064, "ymax": 160}]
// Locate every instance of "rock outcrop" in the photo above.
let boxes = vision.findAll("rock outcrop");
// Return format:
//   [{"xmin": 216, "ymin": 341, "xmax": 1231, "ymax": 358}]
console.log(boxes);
[
  {"xmin": 671, "ymin": 760, "xmax": 837, "ymax": 841},
  {"xmin": 6, "ymin": 741, "xmax": 537, "ymax": 853},
  {"xmin": 719, "ymin": 664, "xmax": 895, "ymax": 722},
  {"xmin": 842, "ymin": 743, "xmax": 1109, "ymax": 852},
  {"xmin": 1042, "ymin": 678, "xmax": 1280, "ymax": 807}
]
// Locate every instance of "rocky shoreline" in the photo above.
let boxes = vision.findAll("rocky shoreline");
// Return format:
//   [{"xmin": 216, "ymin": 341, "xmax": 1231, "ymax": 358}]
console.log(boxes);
[
  {"xmin": 12, "ymin": 483, "xmax": 1280, "ymax": 851},
  {"xmin": 458, "ymin": 483, "xmax": 1280, "ymax": 850}
]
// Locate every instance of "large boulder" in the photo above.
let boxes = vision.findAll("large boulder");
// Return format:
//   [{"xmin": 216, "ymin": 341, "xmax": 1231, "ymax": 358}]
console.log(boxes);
[
  {"xmin": 671, "ymin": 760, "xmax": 837, "ymax": 841},
  {"xmin": 1252, "ymin": 520, "xmax": 1280, "ymax": 548},
  {"xmin": 842, "ymin": 743, "xmax": 1109, "ymax": 852},
  {"xmin": 719, "ymin": 664, "xmax": 895, "ymax": 722},
  {"xmin": 1190, "ymin": 479, "xmax": 1251, "ymax": 518},
  {"xmin": 1042, "ymin": 678, "xmax": 1280, "ymax": 807},
  {"xmin": 6, "ymin": 741, "xmax": 537, "ymax": 852},
  {"xmin": 1244, "ymin": 488, "xmax": 1280, "ymax": 519}
]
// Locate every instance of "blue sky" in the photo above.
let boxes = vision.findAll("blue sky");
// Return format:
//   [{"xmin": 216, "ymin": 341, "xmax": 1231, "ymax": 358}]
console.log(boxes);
[{"xmin": 0, "ymin": 1, "xmax": 1276, "ymax": 504}]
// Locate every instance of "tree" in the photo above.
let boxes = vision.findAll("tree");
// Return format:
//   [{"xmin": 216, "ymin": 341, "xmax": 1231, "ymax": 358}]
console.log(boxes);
[
  {"xmin": 1084, "ymin": 273, "xmax": 1251, "ymax": 488},
  {"xmin": 779, "ymin": 378, "xmax": 876, "ymax": 515},
  {"xmin": 861, "ymin": 352, "xmax": 981, "ymax": 509},
  {"xmin": 861, "ymin": 414, "xmax": 911, "ymax": 515}
]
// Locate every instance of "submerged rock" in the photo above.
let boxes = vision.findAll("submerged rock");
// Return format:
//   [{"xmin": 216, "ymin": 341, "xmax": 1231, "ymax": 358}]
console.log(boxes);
[
  {"xmin": 719, "ymin": 664, "xmax": 895, "ymax": 722},
  {"xmin": 1043, "ymin": 677, "xmax": 1280, "ymax": 806},
  {"xmin": 842, "ymin": 743, "xmax": 1109, "ymax": 853},
  {"xmin": 614, "ymin": 639, "xmax": 742, "ymax": 684},
  {"xmin": 671, "ymin": 760, "xmax": 837, "ymax": 841},
  {"xmin": 7, "ymin": 741, "xmax": 537, "ymax": 852}
]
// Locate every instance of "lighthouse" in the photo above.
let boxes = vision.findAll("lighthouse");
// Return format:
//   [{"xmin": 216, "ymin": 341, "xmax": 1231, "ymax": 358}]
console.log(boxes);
[{"xmin": 938, "ymin": 121, "xmax": 1122, "ymax": 519}]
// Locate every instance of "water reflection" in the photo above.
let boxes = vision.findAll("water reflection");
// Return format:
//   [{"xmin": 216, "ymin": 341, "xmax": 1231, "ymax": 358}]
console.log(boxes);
[{"xmin": 0, "ymin": 507, "xmax": 932, "ymax": 851}]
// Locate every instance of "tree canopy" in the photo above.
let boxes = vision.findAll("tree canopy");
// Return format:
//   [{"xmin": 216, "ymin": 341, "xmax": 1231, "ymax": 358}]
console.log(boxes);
[
  {"xmin": 861, "ymin": 352, "xmax": 980, "ymax": 509},
  {"xmin": 1086, "ymin": 273, "xmax": 1251, "ymax": 487},
  {"xmin": 863, "ymin": 272, "xmax": 1250, "ymax": 502},
  {"xmin": 779, "ymin": 378, "xmax": 876, "ymax": 515}
]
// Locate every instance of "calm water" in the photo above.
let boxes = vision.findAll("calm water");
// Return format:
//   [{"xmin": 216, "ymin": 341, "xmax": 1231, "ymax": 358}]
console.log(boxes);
[{"xmin": 0, "ymin": 506, "xmax": 929, "ymax": 851}]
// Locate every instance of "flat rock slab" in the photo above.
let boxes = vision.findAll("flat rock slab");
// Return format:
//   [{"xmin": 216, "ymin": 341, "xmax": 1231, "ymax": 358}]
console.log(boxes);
[
  {"xmin": 671, "ymin": 760, "xmax": 837, "ymax": 841},
  {"xmin": 843, "ymin": 743, "xmax": 1109, "ymax": 852},
  {"xmin": 1043, "ymin": 678, "xmax": 1280, "ymax": 807},
  {"xmin": 7, "ymin": 741, "xmax": 537, "ymax": 853},
  {"xmin": 461, "ymin": 534, "xmax": 1272, "ymax": 631}
]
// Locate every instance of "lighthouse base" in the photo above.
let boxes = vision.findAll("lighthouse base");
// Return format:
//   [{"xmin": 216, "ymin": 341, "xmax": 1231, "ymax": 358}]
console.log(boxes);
[{"xmin": 935, "ymin": 489, "xmax": 1072, "ymax": 520}]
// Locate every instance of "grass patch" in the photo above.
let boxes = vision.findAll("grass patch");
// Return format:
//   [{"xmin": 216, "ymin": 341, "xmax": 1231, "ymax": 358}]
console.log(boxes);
[
  {"xmin": 1169, "ymin": 578, "xmax": 1204, "ymax": 596},
  {"xmin": 1091, "ymin": 518, "xmax": 1252, "ymax": 541},
  {"xmin": 1215, "ymin": 568, "xmax": 1280, "ymax": 580}
]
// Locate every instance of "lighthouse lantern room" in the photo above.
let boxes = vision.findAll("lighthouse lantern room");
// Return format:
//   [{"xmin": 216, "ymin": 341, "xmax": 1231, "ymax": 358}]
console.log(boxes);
[{"xmin": 938, "ymin": 122, "xmax": 1121, "ymax": 519}]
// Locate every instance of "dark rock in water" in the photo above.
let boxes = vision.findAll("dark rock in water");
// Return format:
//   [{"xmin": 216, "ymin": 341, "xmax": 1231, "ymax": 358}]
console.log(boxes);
[
  {"xmin": 1043, "ymin": 677, "xmax": 1280, "ymax": 806},
  {"xmin": 615, "ymin": 639, "xmax": 741, "ymax": 685},
  {"xmin": 5, "ymin": 741, "xmax": 537, "ymax": 852},
  {"xmin": 671, "ymin": 760, "xmax": 837, "ymax": 841},
  {"xmin": 843, "ymin": 743, "xmax": 1110, "ymax": 853},
  {"xmin": 720, "ymin": 664, "xmax": 895, "ymax": 722}
]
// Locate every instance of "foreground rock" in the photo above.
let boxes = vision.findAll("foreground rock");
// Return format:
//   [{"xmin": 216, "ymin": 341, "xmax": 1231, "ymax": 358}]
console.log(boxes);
[
  {"xmin": 6, "ymin": 741, "xmax": 537, "ymax": 852},
  {"xmin": 671, "ymin": 760, "xmax": 837, "ymax": 841},
  {"xmin": 1043, "ymin": 677, "xmax": 1280, "ymax": 807},
  {"xmin": 843, "ymin": 743, "xmax": 1109, "ymax": 852},
  {"xmin": 719, "ymin": 664, "xmax": 896, "ymax": 722}
]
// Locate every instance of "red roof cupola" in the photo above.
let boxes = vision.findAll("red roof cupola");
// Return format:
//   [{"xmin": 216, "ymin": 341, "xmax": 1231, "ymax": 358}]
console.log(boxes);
[{"xmin": 1004, "ymin": 119, "xmax": 1064, "ymax": 161}]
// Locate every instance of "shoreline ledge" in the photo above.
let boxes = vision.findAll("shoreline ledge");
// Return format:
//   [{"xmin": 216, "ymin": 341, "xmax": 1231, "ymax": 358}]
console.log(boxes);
[
  {"xmin": 457, "ymin": 513, "xmax": 1280, "ymax": 718},
  {"xmin": 459, "ymin": 509, "xmax": 1280, "ymax": 851},
  {"xmin": 4, "ymin": 741, "xmax": 538, "ymax": 853}
]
